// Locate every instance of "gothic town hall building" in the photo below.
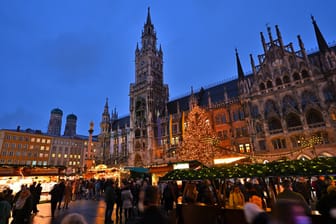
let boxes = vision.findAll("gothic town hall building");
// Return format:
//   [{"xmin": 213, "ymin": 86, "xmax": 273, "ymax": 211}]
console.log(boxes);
[{"xmin": 98, "ymin": 9, "xmax": 336, "ymax": 167}]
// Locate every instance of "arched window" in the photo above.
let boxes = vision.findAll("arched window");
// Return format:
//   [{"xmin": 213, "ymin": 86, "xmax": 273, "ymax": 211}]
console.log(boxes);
[
  {"xmin": 251, "ymin": 105, "xmax": 259, "ymax": 119},
  {"xmin": 275, "ymin": 78, "xmax": 282, "ymax": 86},
  {"xmin": 265, "ymin": 100, "xmax": 278, "ymax": 117},
  {"xmin": 306, "ymin": 109, "xmax": 324, "ymax": 124},
  {"xmin": 135, "ymin": 129, "xmax": 141, "ymax": 138},
  {"xmin": 259, "ymin": 83, "xmax": 266, "ymax": 90},
  {"xmin": 268, "ymin": 117, "xmax": 282, "ymax": 130},
  {"xmin": 301, "ymin": 70, "xmax": 309, "ymax": 79},
  {"xmin": 323, "ymin": 87, "xmax": 336, "ymax": 102},
  {"xmin": 256, "ymin": 123, "xmax": 263, "ymax": 132},
  {"xmin": 293, "ymin": 72, "xmax": 300, "ymax": 81},
  {"xmin": 286, "ymin": 113, "xmax": 302, "ymax": 128},
  {"xmin": 283, "ymin": 75, "xmax": 290, "ymax": 83},
  {"xmin": 267, "ymin": 80, "xmax": 273, "ymax": 88}
]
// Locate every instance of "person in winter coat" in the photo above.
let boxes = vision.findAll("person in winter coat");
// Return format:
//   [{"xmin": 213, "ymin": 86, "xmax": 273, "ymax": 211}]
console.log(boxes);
[
  {"xmin": 229, "ymin": 185, "xmax": 245, "ymax": 208},
  {"xmin": 316, "ymin": 185, "xmax": 336, "ymax": 224},
  {"xmin": 0, "ymin": 192, "xmax": 11, "ymax": 224},
  {"xmin": 63, "ymin": 181, "xmax": 72, "ymax": 209},
  {"xmin": 11, "ymin": 186, "xmax": 33, "ymax": 224},
  {"xmin": 104, "ymin": 180, "xmax": 116, "ymax": 224},
  {"xmin": 136, "ymin": 185, "xmax": 169, "ymax": 224},
  {"xmin": 49, "ymin": 184, "xmax": 60, "ymax": 219},
  {"xmin": 162, "ymin": 182, "xmax": 176, "ymax": 215},
  {"xmin": 121, "ymin": 185, "xmax": 133, "ymax": 222}
]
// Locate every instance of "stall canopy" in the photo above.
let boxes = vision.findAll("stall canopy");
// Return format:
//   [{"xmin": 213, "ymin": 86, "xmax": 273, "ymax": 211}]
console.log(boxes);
[{"xmin": 123, "ymin": 167, "xmax": 149, "ymax": 173}]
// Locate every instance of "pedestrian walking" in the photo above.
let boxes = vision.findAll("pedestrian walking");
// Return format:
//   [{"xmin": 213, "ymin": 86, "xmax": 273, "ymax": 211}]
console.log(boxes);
[
  {"xmin": 0, "ymin": 192, "xmax": 11, "ymax": 224},
  {"xmin": 57, "ymin": 180, "xmax": 65, "ymax": 210},
  {"xmin": 136, "ymin": 185, "xmax": 169, "ymax": 224},
  {"xmin": 11, "ymin": 186, "xmax": 33, "ymax": 224},
  {"xmin": 121, "ymin": 185, "xmax": 133, "ymax": 222},
  {"xmin": 104, "ymin": 180, "xmax": 116, "ymax": 224},
  {"xmin": 29, "ymin": 182, "xmax": 39, "ymax": 214},
  {"xmin": 115, "ymin": 183, "xmax": 123, "ymax": 223},
  {"xmin": 63, "ymin": 181, "xmax": 72, "ymax": 209},
  {"xmin": 49, "ymin": 184, "xmax": 60, "ymax": 219}
]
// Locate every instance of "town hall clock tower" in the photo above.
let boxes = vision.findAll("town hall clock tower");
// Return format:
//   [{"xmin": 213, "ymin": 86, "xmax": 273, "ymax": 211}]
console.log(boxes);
[{"xmin": 129, "ymin": 8, "xmax": 169, "ymax": 166}]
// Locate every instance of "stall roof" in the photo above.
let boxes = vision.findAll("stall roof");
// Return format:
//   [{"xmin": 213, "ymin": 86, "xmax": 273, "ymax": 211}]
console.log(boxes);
[{"xmin": 123, "ymin": 167, "xmax": 149, "ymax": 173}]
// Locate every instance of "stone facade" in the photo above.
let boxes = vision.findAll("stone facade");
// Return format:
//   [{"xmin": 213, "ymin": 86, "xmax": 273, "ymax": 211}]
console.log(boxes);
[{"xmin": 105, "ymin": 11, "xmax": 336, "ymax": 166}]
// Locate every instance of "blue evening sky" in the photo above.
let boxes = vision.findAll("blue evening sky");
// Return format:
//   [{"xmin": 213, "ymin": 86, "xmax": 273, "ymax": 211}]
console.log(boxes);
[{"xmin": 0, "ymin": 1, "xmax": 335, "ymax": 135}]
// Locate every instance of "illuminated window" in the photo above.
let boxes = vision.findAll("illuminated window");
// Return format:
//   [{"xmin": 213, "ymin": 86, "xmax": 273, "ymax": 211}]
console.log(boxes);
[
  {"xmin": 52, "ymin": 153, "xmax": 56, "ymax": 158},
  {"xmin": 43, "ymin": 161, "xmax": 47, "ymax": 166},
  {"xmin": 44, "ymin": 153, "xmax": 48, "ymax": 158},
  {"xmin": 70, "ymin": 155, "xmax": 73, "ymax": 158},
  {"xmin": 46, "ymin": 146, "xmax": 50, "ymax": 151},
  {"xmin": 69, "ymin": 161, "xmax": 72, "ymax": 165},
  {"xmin": 47, "ymin": 139, "xmax": 51, "ymax": 144},
  {"xmin": 58, "ymin": 154, "xmax": 61, "ymax": 158},
  {"xmin": 41, "ymin": 139, "xmax": 46, "ymax": 143},
  {"xmin": 36, "ymin": 138, "xmax": 41, "ymax": 143},
  {"xmin": 31, "ymin": 138, "xmax": 35, "ymax": 142},
  {"xmin": 245, "ymin": 144, "xmax": 251, "ymax": 153},
  {"xmin": 64, "ymin": 154, "xmax": 67, "ymax": 158},
  {"xmin": 40, "ymin": 146, "xmax": 45, "ymax": 150},
  {"xmin": 29, "ymin": 145, "xmax": 34, "ymax": 150},
  {"xmin": 39, "ymin": 153, "xmax": 43, "ymax": 157},
  {"xmin": 331, "ymin": 111, "xmax": 336, "ymax": 121},
  {"xmin": 239, "ymin": 144, "xmax": 244, "ymax": 153},
  {"xmin": 32, "ymin": 161, "xmax": 36, "ymax": 165}
]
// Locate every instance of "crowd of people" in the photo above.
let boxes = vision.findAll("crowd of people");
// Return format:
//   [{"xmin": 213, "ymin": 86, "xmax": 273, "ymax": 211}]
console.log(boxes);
[{"xmin": 0, "ymin": 175, "xmax": 335, "ymax": 224}]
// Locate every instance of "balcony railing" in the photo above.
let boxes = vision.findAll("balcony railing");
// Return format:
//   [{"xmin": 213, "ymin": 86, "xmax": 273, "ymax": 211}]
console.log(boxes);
[{"xmin": 269, "ymin": 129, "xmax": 283, "ymax": 135}]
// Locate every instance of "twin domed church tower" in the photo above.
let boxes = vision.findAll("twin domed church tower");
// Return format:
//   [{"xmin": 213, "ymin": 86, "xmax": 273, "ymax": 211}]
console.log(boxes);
[
  {"xmin": 99, "ymin": 9, "xmax": 336, "ymax": 167},
  {"xmin": 47, "ymin": 108, "xmax": 78, "ymax": 137}
]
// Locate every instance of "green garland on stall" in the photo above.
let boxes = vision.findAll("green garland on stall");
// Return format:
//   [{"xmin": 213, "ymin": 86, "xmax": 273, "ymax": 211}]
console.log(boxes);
[{"xmin": 162, "ymin": 157, "xmax": 336, "ymax": 180}]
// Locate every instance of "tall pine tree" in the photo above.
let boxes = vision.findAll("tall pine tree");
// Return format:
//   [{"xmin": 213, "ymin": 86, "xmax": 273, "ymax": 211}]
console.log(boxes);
[{"xmin": 177, "ymin": 105, "xmax": 219, "ymax": 166}]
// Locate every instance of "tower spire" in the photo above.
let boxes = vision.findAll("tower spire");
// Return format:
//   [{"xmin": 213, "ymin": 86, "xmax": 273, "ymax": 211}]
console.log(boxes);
[
  {"xmin": 235, "ymin": 48, "xmax": 244, "ymax": 80},
  {"xmin": 275, "ymin": 25, "xmax": 284, "ymax": 50},
  {"xmin": 146, "ymin": 7, "xmax": 152, "ymax": 25},
  {"xmin": 311, "ymin": 15, "xmax": 329, "ymax": 53},
  {"xmin": 250, "ymin": 54, "xmax": 256, "ymax": 75},
  {"xmin": 260, "ymin": 32, "xmax": 267, "ymax": 52},
  {"xmin": 267, "ymin": 25, "xmax": 273, "ymax": 44},
  {"xmin": 297, "ymin": 35, "xmax": 308, "ymax": 63}
]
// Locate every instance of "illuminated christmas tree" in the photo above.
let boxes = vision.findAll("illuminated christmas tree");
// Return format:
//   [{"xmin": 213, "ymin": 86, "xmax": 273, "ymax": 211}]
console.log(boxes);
[{"xmin": 177, "ymin": 104, "xmax": 219, "ymax": 166}]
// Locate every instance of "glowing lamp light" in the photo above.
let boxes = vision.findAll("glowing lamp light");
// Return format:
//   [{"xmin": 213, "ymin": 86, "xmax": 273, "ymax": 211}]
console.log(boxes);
[
  {"xmin": 173, "ymin": 163, "xmax": 189, "ymax": 170},
  {"xmin": 214, "ymin": 156, "xmax": 246, "ymax": 164}
]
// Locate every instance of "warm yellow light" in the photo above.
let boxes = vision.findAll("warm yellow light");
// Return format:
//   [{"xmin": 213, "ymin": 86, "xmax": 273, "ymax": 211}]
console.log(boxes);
[
  {"xmin": 173, "ymin": 163, "xmax": 189, "ymax": 169},
  {"xmin": 214, "ymin": 156, "xmax": 246, "ymax": 164}
]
